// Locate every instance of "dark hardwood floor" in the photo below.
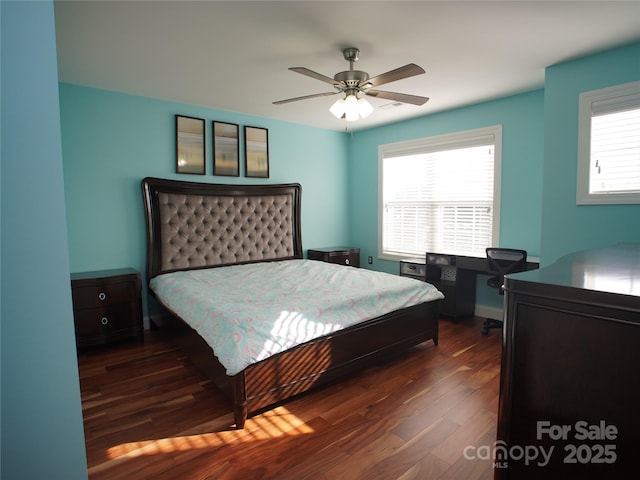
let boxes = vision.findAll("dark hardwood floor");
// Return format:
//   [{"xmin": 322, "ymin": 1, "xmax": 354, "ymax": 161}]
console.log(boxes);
[{"xmin": 78, "ymin": 316, "xmax": 502, "ymax": 480}]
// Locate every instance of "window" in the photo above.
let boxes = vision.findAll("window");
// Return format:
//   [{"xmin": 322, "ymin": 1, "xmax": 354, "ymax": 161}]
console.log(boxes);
[
  {"xmin": 577, "ymin": 80, "xmax": 640, "ymax": 205},
  {"xmin": 379, "ymin": 125, "xmax": 502, "ymax": 260}
]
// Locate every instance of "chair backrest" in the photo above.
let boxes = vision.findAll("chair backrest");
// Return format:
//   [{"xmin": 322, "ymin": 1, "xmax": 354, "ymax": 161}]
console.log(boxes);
[{"xmin": 486, "ymin": 248, "xmax": 528, "ymax": 288}]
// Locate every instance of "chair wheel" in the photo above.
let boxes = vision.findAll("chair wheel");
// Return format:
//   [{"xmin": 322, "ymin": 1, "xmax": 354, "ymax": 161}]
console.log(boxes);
[{"xmin": 481, "ymin": 319, "xmax": 490, "ymax": 335}]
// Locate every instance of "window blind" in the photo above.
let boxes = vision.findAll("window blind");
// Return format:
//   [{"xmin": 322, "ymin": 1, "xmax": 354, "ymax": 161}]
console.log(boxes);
[
  {"xmin": 590, "ymin": 106, "xmax": 640, "ymax": 195},
  {"xmin": 381, "ymin": 137, "xmax": 497, "ymax": 258},
  {"xmin": 577, "ymin": 80, "xmax": 640, "ymax": 204}
]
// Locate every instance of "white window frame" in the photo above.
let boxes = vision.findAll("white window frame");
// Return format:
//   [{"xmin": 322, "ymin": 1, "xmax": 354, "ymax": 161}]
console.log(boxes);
[
  {"xmin": 378, "ymin": 125, "xmax": 502, "ymax": 261},
  {"xmin": 577, "ymin": 80, "xmax": 640, "ymax": 205}
]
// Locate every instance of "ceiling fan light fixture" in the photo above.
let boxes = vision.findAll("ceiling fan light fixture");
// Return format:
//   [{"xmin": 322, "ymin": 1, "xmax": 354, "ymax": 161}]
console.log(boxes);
[
  {"xmin": 329, "ymin": 98, "xmax": 346, "ymax": 118},
  {"xmin": 331, "ymin": 94, "xmax": 373, "ymax": 122},
  {"xmin": 344, "ymin": 94, "xmax": 360, "ymax": 122},
  {"xmin": 357, "ymin": 97, "xmax": 374, "ymax": 119}
]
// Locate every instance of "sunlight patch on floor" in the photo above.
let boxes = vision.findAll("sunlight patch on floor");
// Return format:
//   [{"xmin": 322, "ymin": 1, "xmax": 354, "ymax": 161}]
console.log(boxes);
[
  {"xmin": 452, "ymin": 343, "xmax": 478, "ymax": 358},
  {"xmin": 105, "ymin": 406, "xmax": 314, "ymax": 460}
]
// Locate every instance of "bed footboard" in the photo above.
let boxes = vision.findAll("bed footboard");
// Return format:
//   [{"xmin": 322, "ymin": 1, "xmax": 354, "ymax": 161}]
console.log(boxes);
[
  {"xmin": 234, "ymin": 300, "xmax": 439, "ymax": 428},
  {"xmin": 156, "ymin": 300, "xmax": 439, "ymax": 429}
]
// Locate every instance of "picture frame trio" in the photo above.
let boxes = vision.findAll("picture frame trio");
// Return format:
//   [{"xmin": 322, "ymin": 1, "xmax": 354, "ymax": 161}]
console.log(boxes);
[{"xmin": 175, "ymin": 115, "xmax": 269, "ymax": 178}]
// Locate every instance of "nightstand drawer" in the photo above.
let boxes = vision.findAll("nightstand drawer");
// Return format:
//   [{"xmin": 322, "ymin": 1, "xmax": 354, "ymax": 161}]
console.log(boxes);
[
  {"xmin": 308, "ymin": 247, "xmax": 360, "ymax": 267},
  {"xmin": 73, "ymin": 304, "xmax": 136, "ymax": 338},
  {"xmin": 326, "ymin": 251, "xmax": 359, "ymax": 266},
  {"xmin": 71, "ymin": 281, "xmax": 136, "ymax": 308}
]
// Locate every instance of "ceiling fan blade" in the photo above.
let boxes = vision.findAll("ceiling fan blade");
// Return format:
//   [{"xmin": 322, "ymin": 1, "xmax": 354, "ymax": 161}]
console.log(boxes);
[
  {"xmin": 366, "ymin": 64, "xmax": 425, "ymax": 88},
  {"xmin": 366, "ymin": 90, "xmax": 429, "ymax": 106},
  {"xmin": 289, "ymin": 67, "xmax": 337, "ymax": 86},
  {"xmin": 273, "ymin": 91, "xmax": 339, "ymax": 105}
]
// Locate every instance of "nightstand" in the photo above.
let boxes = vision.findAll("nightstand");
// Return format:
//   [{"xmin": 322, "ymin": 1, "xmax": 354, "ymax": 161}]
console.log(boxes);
[
  {"xmin": 308, "ymin": 247, "xmax": 360, "ymax": 267},
  {"xmin": 70, "ymin": 268, "xmax": 143, "ymax": 347}
]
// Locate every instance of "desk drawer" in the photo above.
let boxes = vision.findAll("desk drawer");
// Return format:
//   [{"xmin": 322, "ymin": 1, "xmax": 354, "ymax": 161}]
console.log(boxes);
[{"xmin": 400, "ymin": 261, "xmax": 426, "ymax": 278}]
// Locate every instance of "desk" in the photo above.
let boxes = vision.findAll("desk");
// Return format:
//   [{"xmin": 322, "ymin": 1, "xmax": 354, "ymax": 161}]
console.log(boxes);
[{"xmin": 423, "ymin": 252, "xmax": 539, "ymax": 319}]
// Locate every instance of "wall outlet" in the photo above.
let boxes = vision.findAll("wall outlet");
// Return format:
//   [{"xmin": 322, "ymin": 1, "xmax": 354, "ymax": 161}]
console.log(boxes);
[{"xmin": 368, "ymin": 256, "xmax": 373, "ymax": 264}]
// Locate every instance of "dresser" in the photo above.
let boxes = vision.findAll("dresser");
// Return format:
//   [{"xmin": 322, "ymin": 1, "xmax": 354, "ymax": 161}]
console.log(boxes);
[
  {"xmin": 307, "ymin": 247, "xmax": 360, "ymax": 267},
  {"xmin": 495, "ymin": 244, "xmax": 640, "ymax": 479},
  {"xmin": 71, "ymin": 268, "xmax": 143, "ymax": 347}
]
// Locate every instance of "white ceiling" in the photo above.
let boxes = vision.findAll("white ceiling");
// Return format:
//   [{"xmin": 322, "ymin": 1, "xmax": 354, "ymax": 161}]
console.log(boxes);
[{"xmin": 54, "ymin": 1, "xmax": 640, "ymax": 132}]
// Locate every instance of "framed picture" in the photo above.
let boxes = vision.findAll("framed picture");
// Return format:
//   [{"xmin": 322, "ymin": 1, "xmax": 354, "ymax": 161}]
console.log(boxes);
[
  {"xmin": 213, "ymin": 121, "xmax": 239, "ymax": 176},
  {"xmin": 244, "ymin": 126, "xmax": 269, "ymax": 178},
  {"xmin": 175, "ymin": 115, "xmax": 205, "ymax": 174}
]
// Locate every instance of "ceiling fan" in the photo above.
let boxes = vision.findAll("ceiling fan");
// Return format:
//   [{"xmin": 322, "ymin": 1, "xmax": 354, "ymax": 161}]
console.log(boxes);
[{"xmin": 273, "ymin": 47, "xmax": 429, "ymax": 122}]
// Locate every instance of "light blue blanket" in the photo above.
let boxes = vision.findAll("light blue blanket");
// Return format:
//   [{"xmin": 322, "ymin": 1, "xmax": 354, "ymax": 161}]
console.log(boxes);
[{"xmin": 150, "ymin": 259, "xmax": 443, "ymax": 375}]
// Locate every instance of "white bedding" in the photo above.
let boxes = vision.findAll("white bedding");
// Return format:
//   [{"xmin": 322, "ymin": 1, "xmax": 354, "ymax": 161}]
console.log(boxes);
[{"xmin": 150, "ymin": 259, "xmax": 443, "ymax": 375}]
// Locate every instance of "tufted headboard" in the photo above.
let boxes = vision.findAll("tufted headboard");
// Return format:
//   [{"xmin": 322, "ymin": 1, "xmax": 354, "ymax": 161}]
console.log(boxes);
[{"xmin": 141, "ymin": 177, "xmax": 303, "ymax": 280}]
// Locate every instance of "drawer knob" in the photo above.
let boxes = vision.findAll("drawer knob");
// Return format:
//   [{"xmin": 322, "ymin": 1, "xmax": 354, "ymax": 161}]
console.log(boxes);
[
  {"xmin": 98, "ymin": 292, "xmax": 106, "ymax": 301},
  {"xmin": 345, "ymin": 259, "xmax": 350, "ymax": 265},
  {"xmin": 101, "ymin": 316, "xmax": 109, "ymax": 325}
]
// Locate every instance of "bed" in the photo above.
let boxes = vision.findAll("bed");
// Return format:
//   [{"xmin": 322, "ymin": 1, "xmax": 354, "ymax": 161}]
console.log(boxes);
[{"xmin": 141, "ymin": 177, "xmax": 442, "ymax": 428}]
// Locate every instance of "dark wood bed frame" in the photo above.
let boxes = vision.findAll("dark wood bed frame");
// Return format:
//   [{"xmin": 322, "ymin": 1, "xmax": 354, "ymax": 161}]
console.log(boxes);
[{"xmin": 141, "ymin": 177, "xmax": 440, "ymax": 428}]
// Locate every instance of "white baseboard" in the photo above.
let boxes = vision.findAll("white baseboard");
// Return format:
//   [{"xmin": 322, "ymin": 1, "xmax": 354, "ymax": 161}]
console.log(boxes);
[{"xmin": 474, "ymin": 304, "xmax": 504, "ymax": 320}]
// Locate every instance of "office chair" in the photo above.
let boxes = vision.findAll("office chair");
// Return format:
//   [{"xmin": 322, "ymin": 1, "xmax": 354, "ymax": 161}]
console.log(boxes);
[{"xmin": 481, "ymin": 248, "xmax": 528, "ymax": 335}]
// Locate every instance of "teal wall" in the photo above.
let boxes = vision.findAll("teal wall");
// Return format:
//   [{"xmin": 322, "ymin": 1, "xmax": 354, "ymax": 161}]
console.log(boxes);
[
  {"xmin": 348, "ymin": 90, "xmax": 544, "ymax": 273},
  {"xmin": 347, "ymin": 91, "xmax": 544, "ymax": 308},
  {"xmin": 60, "ymin": 87, "xmax": 549, "ymax": 313},
  {"xmin": 1, "ymin": 2, "xmax": 88, "ymax": 479},
  {"xmin": 541, "ymin": 42, "xmax": 640, "ymax": 265},
  {"xmin": 60, "ymin": 84, "xmax": 350, "ymax": 280}
]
